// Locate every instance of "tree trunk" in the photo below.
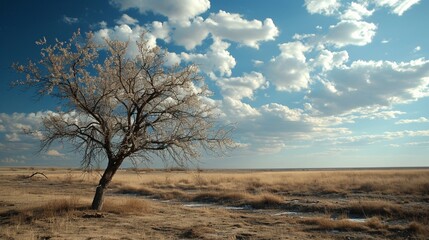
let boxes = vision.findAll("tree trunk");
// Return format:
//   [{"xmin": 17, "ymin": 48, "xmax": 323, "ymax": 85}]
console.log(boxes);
[
  {"xmin": 91, "ymin": 160, "xmax": 122, "ymax": 210},
  {"xmin": 91, "ymin": 184, "xmax": 107, "ymax": 211}
]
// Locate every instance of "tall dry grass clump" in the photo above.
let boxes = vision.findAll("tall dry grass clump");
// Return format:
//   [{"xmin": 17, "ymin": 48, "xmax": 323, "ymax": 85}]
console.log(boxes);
[
  {"xmin": 103, "ymin": 198, "xmax": 152, "ymax": 215},
  {"xmin": 8, "ymin": 197, "xmax": 83, "ymax": 225}
]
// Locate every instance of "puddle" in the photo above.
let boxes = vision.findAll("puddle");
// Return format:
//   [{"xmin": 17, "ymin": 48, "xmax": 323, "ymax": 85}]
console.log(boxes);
[
  {"xmin": 273, "ymin": 211, "xmax": 301, "ymax": 216},
  {"xmin": 183, "ymin": 203, "xmax": 213, "ymax": 208},
  {"xmin": 346, "ymin": 218, "xmax": 367, "ymax": 223},
  {"xmin": 222, "ymin": 205, "xmax": 252, "ymax": 210}
]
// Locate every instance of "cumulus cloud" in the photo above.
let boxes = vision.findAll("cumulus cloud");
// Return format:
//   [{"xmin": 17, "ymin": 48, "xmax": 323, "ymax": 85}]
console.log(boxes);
[
  {"xmin": 115, "ymin": 14, "xmax": 139, "ymax": 26},
  {"xmin": 46, "ymin": 149, "xmax": 65, "ymax": 157},
  {"xmin": 0, "ymin": 112, "xmax": 45, "ymax": 134},
  {"xmin": 341, "ymin": 2, "xmax": 374, "ymax": 20},
  {"xmin": 205, "ymin": 10, "xmax": 279, "ymax": 49},
  {"xmin": 171, "ymin": 11, "xmax": 279, "ymax": 50},
  {"xmin": 164, "ymin": 52, "xmax": 181, "ymax": 66},
  {"xmin": 181, "ymin": 38, "xmax": 236, "ymax": 77},
  {"xmin": 216, "ymin": 71, "xmax": 267, "ymax": 100},
  {"xmin": 171, "ymin": 17, "xmax": 209, "ymax": 50},
  {"xmin": 149, "ymin": 21, "xmax": 171, "ymax": 42},
  {"xmin": 94, "ymin": 24, "xmax": 145, "ymax": 46},
  {"xmin": 308, "ymin": 58, "xmax": 429, "ymax": 115},
  {"xmin": 304, "ymin": 0, "xmax": 341, "ymax": 15},
  {"xmin": 324, "ymin": 20, "xmax": 377, "ymax": 47},
  {"xmin": 221, "ymin": 97, "xmax": 260, "ymax": 119},
  {"xmin": 93, "ymin": 24, "xmax": 174, "ymax": 58},
  {"xmin": 314, "ymin": 49, "xmax": 349, "ymax": 71},
  {"xmin": 265, "ymin": 41, "xmax": 311, "ymax": 92},
  {"xmin": 110, "ymin": 0, "xmax": 210, "ymax": 24},
  {"xmin": 223, "ymin": 101, "xmax": 351, "ymax": 154},
  {"xmin": 95, "ymin": 7, "xmax": 279, "ymax": 52}
]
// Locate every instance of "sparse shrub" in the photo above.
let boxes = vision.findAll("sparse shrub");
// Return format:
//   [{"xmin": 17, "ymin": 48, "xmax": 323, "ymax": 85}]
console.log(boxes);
[
  {"xmin": 193, "ymin": 173, "xmax": 208, "ymax": 187},
  {"xmin": 250, "ymin": 193, "xmax": 283, "ymax": 208},
  {"xmin": 62, "ymin": 171, "xmax": 74, "ymax": 184}
]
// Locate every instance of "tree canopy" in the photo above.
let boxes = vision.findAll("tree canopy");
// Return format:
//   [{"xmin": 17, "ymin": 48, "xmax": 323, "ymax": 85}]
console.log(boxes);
[{"xmin": 14, "ymin": 30, "xmax": 233, "ymax": 210}]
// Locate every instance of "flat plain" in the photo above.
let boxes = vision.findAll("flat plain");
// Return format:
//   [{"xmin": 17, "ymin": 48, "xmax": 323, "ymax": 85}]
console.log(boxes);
[{"xmin": 0, "ymin": 167, "xmax": 428, "ymax": 239}]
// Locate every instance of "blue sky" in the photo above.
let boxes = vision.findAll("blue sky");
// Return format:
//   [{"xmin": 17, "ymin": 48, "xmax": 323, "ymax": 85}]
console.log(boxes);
[{"xmin": 1, "ymin": 0, "xmax": 429, "ymax": 168}]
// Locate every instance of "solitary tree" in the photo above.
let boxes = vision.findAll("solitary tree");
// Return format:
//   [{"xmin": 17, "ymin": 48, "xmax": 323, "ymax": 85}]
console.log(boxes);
[{"xmin": 14, "ymin": 31, "xmax": 233, "ymax": 210}]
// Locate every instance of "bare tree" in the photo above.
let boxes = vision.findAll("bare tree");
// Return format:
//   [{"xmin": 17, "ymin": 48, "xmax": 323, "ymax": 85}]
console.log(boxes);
[{"xmin": 14, "ymin": 31, "xmax": 233, "ymax": 210}]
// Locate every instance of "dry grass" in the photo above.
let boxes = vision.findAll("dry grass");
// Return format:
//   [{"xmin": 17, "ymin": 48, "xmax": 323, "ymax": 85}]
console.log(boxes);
[
  {"xmin": 300, "ymin": 216, "xmax": 429, "ymax": 239},
  {"xmin": 6, "ymin": 197, "xmax": 83, "ymax": 225},
  {"xmin": 103, "ymin": 198, "xmax": 152, "ymax": 215},
  {"xmin": 1, "ymin": 167, "xmax": 428, "ymax": 239},
  {"xmin": 108, "ymin": 169, "xmax": 429, "ymax": 197},
  {"xmin": 300, "ymin": 216, "xmax": 373, "ymax": 231}
]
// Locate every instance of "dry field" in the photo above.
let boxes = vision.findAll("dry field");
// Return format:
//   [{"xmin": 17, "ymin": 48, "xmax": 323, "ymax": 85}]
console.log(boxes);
[{"xmin": 0, "ymin": 167, "xmax": 428, "ymax": 239}]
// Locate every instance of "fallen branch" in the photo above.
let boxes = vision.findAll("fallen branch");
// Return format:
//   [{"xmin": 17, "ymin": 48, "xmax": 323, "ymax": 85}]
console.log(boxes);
[{"xmin": 27, "ymin": 172, "xmax": 48, "ymax": 179}]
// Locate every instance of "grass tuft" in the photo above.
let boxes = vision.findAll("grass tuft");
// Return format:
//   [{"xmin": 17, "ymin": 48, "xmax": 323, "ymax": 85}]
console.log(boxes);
[
  {"xmin": 103, "ymin": 198, "xmax": 152, "ymax": 215},
  {"xmin": 9, "ymin": 197, "xmax": 83, "ymax": 225}
]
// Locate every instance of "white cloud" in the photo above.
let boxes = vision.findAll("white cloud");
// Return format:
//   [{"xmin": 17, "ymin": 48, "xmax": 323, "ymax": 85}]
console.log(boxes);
[
  {"xmin": 0, "ymin": 157, "xmax": 25, "ymax": 164},
  {"xmin": 46, "ymin": 149, "xmax": 65, "ymax": 157},
  {"xmin": 221, "ymin": 97, "xmax": 260, "ymax": 119},
  {"xmin": 110, "ymin": 0, "xmax": 210, "ymax": 24},
  {"xmin": 181, "ymin": 38, "xmax": 236, "ymax": 77},
  {"xmin": 395, "ymin": 117, "xmax": 429, "ymax": 124},
  {"xmin": 341, "ymin": 2, "xmax": 374, "ymax": 20},
  {"xmin": 206, "ymin": 10, "xmax": 279, "ymax": 49},
  {"xmin": 5, "ymin": 133, "xmax": 20, "ymax": 142},
  {"xmin": 172, "ymin": 17, "xmax": 209, "ymax": 50},
  {"xmin": 94, "ymin": 24, "xmax": 144, "ymax": 46},
  {"xmin": 308, "ymin": 58, "xmax": 429, "ymax": 115},
  {"xmin": 304, "ymin": 0, "xmax": 341, "ymax": 15},
  {"xmin": 94, "ymin": 24, "xmax": 171, "ymax": 58},
  {"xmin": 224, "ymin": 101, "xmax": 352, "ymax": 154},
  {"xmin": 324, "ymin": 20, "xmax": 377, "ymax": 47},
  {"xmin": 414, "ymin": 46, "xmax": 421, "ymax": 52},
  {"xmin": 172, "ymin": 11, "xmax": 279, "ymax": 50},
  {"xmin": 164, "ymin": 52, "xmax": 181, "ymax": 67},
  {"xmin": 90, "ymin": 21, "xmax": 108, "ymax": 30},
  {"xmin": 333, "ymin": 129, "xmax": 429, "ymax": 147},
  {"xmin": 149, "ymin": 21, "xmax": 171, "ymax": 42},
  {"xmin": 372, "ymin": 0, "xmax": 421, "ymax": 16},
  {"xmin": 314, "ymin": 49, "xmax": 349, "ymax": 71},
  {"xmin": 260, "ymin": 103, "xmax": 303, "ymax": 122},
  {"xmin": 0, "ymin": 112, "xmax": 42, "ymax": 130},
  {"xmin": 63, "ymin": 15, "xmax": 79, "ymax": 25},
  {"xmin": 216, "ymin": 71, "xmax": 267, "ymax": 100},
  {"xmin": 265, "ymin": 41, "xmax": 311, "ymax": 92},
  {"xmin": 115, "ymin": 14, "xmax": 139, "ymax": 26},
  {"xmin": 252, "ymin": 60, "xmax": 264, "ymax": 67}
]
